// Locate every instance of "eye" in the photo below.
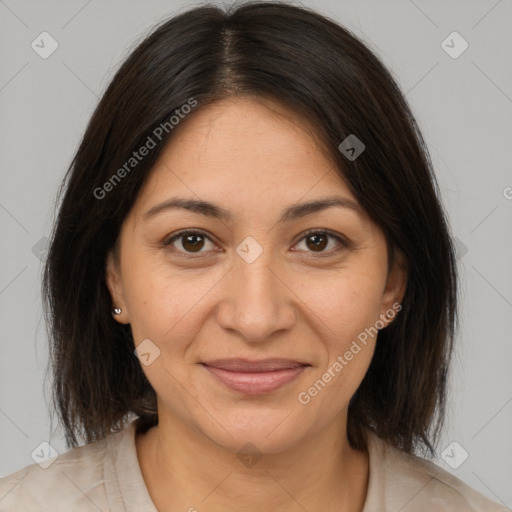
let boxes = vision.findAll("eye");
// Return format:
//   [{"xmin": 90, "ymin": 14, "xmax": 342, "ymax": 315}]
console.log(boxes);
[
  {"xmin": 163, "ymin": 230, "xmax": 217, "ymax": 255},
  {"xmin": 163, "ymin": 229, "xmax": 349, "ymax": 257},
  {"xmin": 292, "ymin": 229, "xmax": 349, "ymax": 256}
]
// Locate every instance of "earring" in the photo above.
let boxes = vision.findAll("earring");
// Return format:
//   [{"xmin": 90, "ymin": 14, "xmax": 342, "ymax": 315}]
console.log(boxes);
[{"xmin": 112, "ymin": 307, "xmax": 122, "ymax": 316}]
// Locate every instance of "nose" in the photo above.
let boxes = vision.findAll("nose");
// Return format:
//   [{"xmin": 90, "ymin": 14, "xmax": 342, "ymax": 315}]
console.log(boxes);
[{"xmin": 216, "ymin": 249, "xmax": 297, "ymax": 343}]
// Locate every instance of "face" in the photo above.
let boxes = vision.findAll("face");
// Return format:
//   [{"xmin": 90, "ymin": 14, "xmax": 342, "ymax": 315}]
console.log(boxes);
[{"xmin": 106, "ymin": 97, "xmax": 406, "ymax": 454}]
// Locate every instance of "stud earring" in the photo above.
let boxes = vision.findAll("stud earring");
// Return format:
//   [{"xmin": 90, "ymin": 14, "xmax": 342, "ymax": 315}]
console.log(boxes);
[{"xmin": 112, "ymin": 307, "xmax": 122, "ymax": 316}]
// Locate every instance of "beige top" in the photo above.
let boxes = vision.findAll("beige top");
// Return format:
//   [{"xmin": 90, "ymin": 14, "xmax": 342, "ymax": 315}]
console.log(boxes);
[{"xmin": 0, "ymin": 417, "xmax": 507, "ymax": 511}]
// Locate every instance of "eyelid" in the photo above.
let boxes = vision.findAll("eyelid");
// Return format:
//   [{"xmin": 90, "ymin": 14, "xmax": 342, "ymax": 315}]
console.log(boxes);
[{"xmin": 162, "ymin": 228, "xmax": 350, "ymax": 257}]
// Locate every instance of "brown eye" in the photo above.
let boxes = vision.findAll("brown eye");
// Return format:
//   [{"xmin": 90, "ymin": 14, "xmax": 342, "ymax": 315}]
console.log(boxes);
[
  {"xmin": 164, "ymin": 230, "xmax": 216, "ymax": 255},
  {"xmin": 305, "ymin": 233, "xmax": 328, "ymax": 252},
  {"xmin": 293, "ymin": 230, "xmax": 348, "ymax": 256},
  {"xmin": 181, "ymin": 233, "xmax": 205, "ymax": 252}
]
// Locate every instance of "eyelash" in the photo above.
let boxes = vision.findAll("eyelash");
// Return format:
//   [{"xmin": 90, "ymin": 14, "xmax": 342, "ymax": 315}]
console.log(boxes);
[{"xmin": 162, "ymin": 228, "xmax": 350, "ymax": 258}]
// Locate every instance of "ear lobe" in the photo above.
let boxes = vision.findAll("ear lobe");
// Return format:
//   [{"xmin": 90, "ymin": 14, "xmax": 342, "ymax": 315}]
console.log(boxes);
[{"xmin": 105, "ymin": 250, "xmax": 128, "ymax": 322}]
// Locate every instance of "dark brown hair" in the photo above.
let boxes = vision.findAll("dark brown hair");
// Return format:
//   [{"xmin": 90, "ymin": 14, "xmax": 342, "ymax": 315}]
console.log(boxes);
[{"xmin": 43, "ymin": 1, "xmax": 458, "ymax": 456}]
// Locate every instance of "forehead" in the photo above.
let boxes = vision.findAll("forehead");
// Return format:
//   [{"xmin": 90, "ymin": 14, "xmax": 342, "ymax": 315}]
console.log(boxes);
[{"xmin": 131, "ymin": 97, "xmax": 358, "ymax": 218}]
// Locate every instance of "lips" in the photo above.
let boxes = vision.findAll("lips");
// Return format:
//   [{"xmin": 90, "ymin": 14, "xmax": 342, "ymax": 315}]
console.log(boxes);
[
  {"xmin": 203, "ymin": 358, "xmax": 308, "ymax": 372},
  {"xmin": 201, "ymin": 358, "xmax": 310, "ymax": 395}
]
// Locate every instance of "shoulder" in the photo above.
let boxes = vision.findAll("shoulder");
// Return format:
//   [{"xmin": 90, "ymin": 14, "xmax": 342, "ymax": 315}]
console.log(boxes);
[
  {"xmin": 0, "ymin": 426, "xmax": 126, "ymax": 512},
  {"xmin": 364, "ymin": 431, "xmax": 509, "ymax": 512}
]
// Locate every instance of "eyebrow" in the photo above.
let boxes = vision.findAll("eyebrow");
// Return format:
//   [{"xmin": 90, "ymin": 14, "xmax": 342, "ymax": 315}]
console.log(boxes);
[{"xmin": 143, "ymin": 196, "xmax": 363, "ymax": 223}]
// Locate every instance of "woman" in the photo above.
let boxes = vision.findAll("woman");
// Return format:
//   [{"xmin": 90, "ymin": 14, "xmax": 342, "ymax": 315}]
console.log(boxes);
[{"xmin": 0, "ymin": 2, "xmax": 506, "ymax": 511}]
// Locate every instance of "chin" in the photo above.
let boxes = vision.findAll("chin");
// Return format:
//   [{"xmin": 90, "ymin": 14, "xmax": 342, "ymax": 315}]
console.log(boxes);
[{"xmin": 196, "ymin": 405, "xmax": 310, "ymax": 456}]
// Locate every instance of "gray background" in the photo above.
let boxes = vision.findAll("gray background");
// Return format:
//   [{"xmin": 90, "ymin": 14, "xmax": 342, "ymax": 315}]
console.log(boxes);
[{"xmin": 1, "ymin": 0, "xmax": 511, "ymax": 507}]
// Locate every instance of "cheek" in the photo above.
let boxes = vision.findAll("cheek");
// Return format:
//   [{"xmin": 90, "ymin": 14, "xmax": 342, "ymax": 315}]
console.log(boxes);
[
  {"xmin": 294, "ymin": 274, "xmax": 383, "ymax": 423},
  {"xmin": 292, "ymin": 261, "xmax": 385, "ymax": 400},
  {"xmin": 123, "ymin": 253, "xmax": 226, "ymax": 351},
  {"xmin": 294, "ymin": 263, "xmax": 386, "ymax": 344}
]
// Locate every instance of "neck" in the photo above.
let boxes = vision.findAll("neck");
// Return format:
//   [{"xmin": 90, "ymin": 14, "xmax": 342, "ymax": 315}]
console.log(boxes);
[{"xmin": 135, "ymin": 412, "xmax": 369, "ymax": 512}]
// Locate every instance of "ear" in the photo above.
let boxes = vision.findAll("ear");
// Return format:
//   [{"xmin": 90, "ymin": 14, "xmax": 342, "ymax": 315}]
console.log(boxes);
[
  {"xmin": 105, "ymin": 249, "xmax": 130, "ymax": 324},
  {"xmin": 379, "ymin": 248, "xmax": 407, "ymax": 327}
]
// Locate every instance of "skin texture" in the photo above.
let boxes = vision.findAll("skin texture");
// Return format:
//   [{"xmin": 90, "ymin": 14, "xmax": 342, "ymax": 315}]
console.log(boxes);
[{"xmin": 106, "ymin": 97, "xmax": 407, "ymax": 512}]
